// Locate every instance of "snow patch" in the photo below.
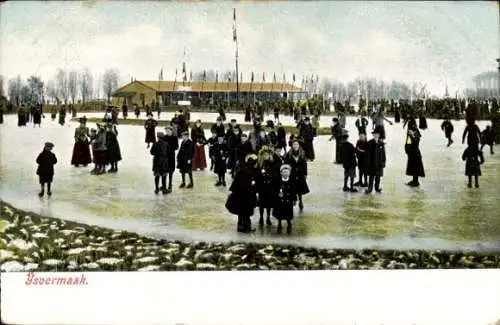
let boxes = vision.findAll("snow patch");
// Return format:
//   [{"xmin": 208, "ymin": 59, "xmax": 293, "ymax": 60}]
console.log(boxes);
[
  {"xmin": 1, "ymin": 261, "xmax": 24, "ymax": 272},
  {"xmin": 43, "ymin": 259, "xmax": 64, "ymax": 266},
  {"xmin": 138, "ymin": 265, "xmax": 160, "ymax": 271},
  {"xmin": 97, "ymin": 258, "xmax": 122, "ymax": 265}
]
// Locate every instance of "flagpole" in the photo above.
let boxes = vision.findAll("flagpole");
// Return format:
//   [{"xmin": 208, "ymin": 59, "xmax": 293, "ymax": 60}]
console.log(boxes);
[{"xmin": 233, "ymin": 8, "xmax": 240, "ymax": 105}]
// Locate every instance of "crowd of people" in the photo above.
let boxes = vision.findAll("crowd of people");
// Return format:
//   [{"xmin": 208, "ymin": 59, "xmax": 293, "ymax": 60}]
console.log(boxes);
[{"xmin": 1, "ymin": 97, "xmax": 497, "ymax": 234}]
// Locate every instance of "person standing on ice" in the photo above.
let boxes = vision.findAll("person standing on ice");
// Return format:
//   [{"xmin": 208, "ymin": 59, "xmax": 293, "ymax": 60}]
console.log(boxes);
[
  {"xmin": 404, "ymin": 124, "xmax": 425, "ymax": 187},
  {"xmin": 329, "ymin": 117, "xmax": 343, "ymax": 164},
  {"xmin": 191, "ymin": 120, "xmax": 207, "ymax": 171},
  {"xmin": 71, "ymin": 117, "xmax": 92, "ymax": 167},
  {"xmin": 284, "ymin": 139, "xmax": 309, "ymax": 212},
  {"xmin": 177, "ymin": 131, "xmax": 195, "ymax": 189},
  {"xmin": 144, "ymin": 113, "xmax": 158, "ymax": 149},
  {"xmin": 462, "ymin": 118, "xmax": 481, "ymax": 148},
  {"xmin": 355, "ymin": 112, "xmax": 369, "ymax": 135},
  {"xmin": 105, "ymin": 123, "xmax": 121, "ymax": 173},
  {"xmin": 373, "ymin": 106, "xmax": 393, "ymax": 140},
  {"xmin": 365, "ymin": 127, "xmax": 386, "ymax": 194},
  {"xmin": 480, "ymin": 125, "xmax": 495, "ymax": 155},
  {"xmin": 150, "ymin": 132, "xmax": 169, "ymax": 194},
  {"xmin": 440, "ymin": 117, "xmax": 454, "ymax": 147},
  {"xmin": 164, "ymin": 126, "xmax": 179, "ymax": 193},
  {"xmin": 462, "ymin": 144, "xmax": 484, "ymax": 188},
  {"xmin": 299, "ymin": 116, "xmax": 315, "ymax": 161},
  {"xmin": 36, "ymin": 142, "xmax": 57, "ymax": 197}
]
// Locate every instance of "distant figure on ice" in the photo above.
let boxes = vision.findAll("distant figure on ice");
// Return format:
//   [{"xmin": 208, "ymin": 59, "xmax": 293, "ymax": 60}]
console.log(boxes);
[
  {"xmin": 134, "ymin": 104, "xmax": 140, "ymax": 118},
  {"xmin": 191, "ymin": 120, "xmax": 207, "ymax": 171},
  {"xmin": 462, "ymin": 145, "xmax": 484, "ymax": 188},
  {"xmin": 365, "ymin": 127, "xmax": 386, "ymax": 194},
  {"xmin": 273, "ymin": 164, "xmax": 297, "ymax": 234},
  {"xmin": 58, "ymin": 105, "xmax": 66, "ymax": 126},
  {"xmin": 0, "ymin": 103, "xmax": 4, "ymax": 124},
  {"xmin": 462, "ymin": 118, "xmax": 481, "ymax": 148},
  {"xmin": 36, "ymin": 142, "xmax": 57, "ymax": 197},
  {"xmin": 150, "ymin": 132, "xmax": 169, "ymax": 194},
  {"xmin": 329, "ymin": 117, "xmax": 343, "ymax": 164},
  {"xmin": 122, "ymin": 104, "xmax": 128, "ymax": 120},
  {"xmin": 50, "ymin": 106, "xmax": 57, "ymax": 120},
  {"xmin": 480, "ymin": 125, "xmax": 495, "ymax": 155},
  {"xmin": 404, "ymin": 124, "xmax": 425, "ymax": 187},
  {"xmin": 276, "ymin": 122, "xmax": 287, "ymax": 150},
  {"xmin": 33, "ymin": 104, "xmax": 43, "ymax": 127},
  {"xmin": 105, "ymin": 123, "xmax": 122, "ymax": 173},
  {"xmin": 17, "ymin": 106, "xmax": 27, "ymax": 126},
  {"xmin": 340, "ymin": 130, "xmax": 358, "ymax": 192},
  {"xmin": 144, "ymin": 113, "xmax": 158, "ymax": 149},
  {"xmin": 440, "ymin": 117, "xmax": 454, "ymax": 147},
  {"xmin": 71, "ymin": 117, "xmax": 92, "ymax": 167},
  {"xmin": 177, "ymin": 131, "xmax": 194, "ymax": 188},
  {"xmin": 299, "ymin": 116, "xmax": 315, "ymax": 161}
]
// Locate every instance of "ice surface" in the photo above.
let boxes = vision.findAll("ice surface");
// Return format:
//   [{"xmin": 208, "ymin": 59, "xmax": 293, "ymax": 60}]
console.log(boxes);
[{"xmin": 1, "ymin": 113, "xmax": 500, "ymax": 251}]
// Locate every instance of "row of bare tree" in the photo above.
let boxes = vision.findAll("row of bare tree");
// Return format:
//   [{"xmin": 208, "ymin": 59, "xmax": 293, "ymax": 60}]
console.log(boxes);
[{"xmin": 3, "ymin": 69, "xmax": 119, "ymax": 106}]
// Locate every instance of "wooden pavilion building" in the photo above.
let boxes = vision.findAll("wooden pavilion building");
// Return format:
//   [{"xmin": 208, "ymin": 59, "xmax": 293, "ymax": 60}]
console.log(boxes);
[{"xmin": 113, "ymin": 80, "xmax": 306, "ymax": 107}]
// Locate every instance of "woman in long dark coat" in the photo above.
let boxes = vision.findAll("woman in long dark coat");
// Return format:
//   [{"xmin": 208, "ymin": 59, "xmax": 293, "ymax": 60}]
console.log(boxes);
[
  {"xmin": 462, "ymin": 145, "xmax": 484, "ymax": 188},
  {"xmin": 256, "ymin": 146, "xmax": 279, "ymax": 227},
  {"xmin": 58, "ymin": 106, "xmax": 66, "ymax": 126},
  {"xmin": 17, "ymin": 106, "xmax": 27, "ymax": 126},
  {"xmin": 404, "ymin": 126, "xmax": 425, "ymax": 187},
  {"xmin": 226, "ymin": 154, "xmax": 258, "ymax": 233},
  {"xmin": 33, "ymin": 105, "xmax": 43, "ymax": 127},
  {"xmin": 36, "ymin": 142, "xmax": 57, "ymax": 197},
  {"xmin": 144, "ymin": 113, "xmax": 158, "ymax": 148},
  {"xmin": 177, "ymin": 131, "xmax": 194, "ymax": 188},
  {"xmin": 150, "ymin": 132, "xmax": 169, "ymax": 194},
  {"xmin": 190, "ymin": 120, "xmax": 207, "ymax": 170},
  {"xmin": 71, "ymin": 118, "xmax": 92, "ymax": 167},
  {"xmin": 284, "ymin": 139, "xmax": 309, "ymax": 212},
  {"xmin": 394, "ymin": 105, "xmax": 401, "ymax": 123},
  {"xmin": 164, "ymin": 126, "xmax": 179, "ymax": 193},
  {"xmin": 105, "ymin": 123, "xmax": 122, "ymax": 173}
]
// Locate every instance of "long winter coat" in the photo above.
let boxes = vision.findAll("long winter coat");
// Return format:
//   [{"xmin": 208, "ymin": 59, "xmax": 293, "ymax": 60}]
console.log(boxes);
[
  {"xmin": 462, "ymin": 146, "xmax": 484, "ymax": 176},
  {"xmin": 92, "ymin": 130, "xmax": 107, "ymax": 165},
  {"xmin": 331, "ymin": 123, "xmax": 343, "ymax": 163},
  {"xmin": 177, "ymin": 138, "xmax": 194, "ymax": 173},
  {"xmin": 144, "ymin": 119, "xmax": 158, "ymax": 143},
  {"xmin": 191, "ymin": 126, "xmax": 207, "ymax": 170},
  {"xmin": 226, "ymin": 132, "xmax": 241, "ymax": 171},
  {"xmin": 366, "ymin": 139, "xmax": 386, "ymax": 177},
  {"xmin": 33, "ymin": 108, "xmax": 43, "ymax": 125},
  {"xmin": 355, "ymin": 139, "xmax": 369, "ymax": 173},
  {"xmin": 284, "ymin": 149, "xmax": 310, "ymax": 195},
  {"xmin": 404, "ymin": 132, "xmax": 425, "ymax": 178},
  {"xmin": 150, "ymin": 138, "xmax": 169, "ymax": 176},
  {"xmin": 277, "ymin": 126, "xmax": 287, "ymax": 149},
  {"xmin": 273, "ymin": 178, "xmax": 297, "ymax": 221},
  {"xmin": 299, "ymin": 123, "xmax": 315, "ymax": 160},
  {"xmin": 17, "ymin": 109, "xmax": 27, "ymax": 126},
  {"xmin": 36, "ymin": 150, "xmax": 57, "ymax": 183},
  {"xmin": 462, "ymin": 124, "xmax": 481, "ymax": 146},
  {"xmin": 235, "ymin": 140, "xmax": 254, "ymax": 167},
  {"xmin": 256, "ymin": 160, "xmax": 279, "ymax": 208},
  {"xmin": 213, "ymin": 141, "xmax": 229, "ymax": 175},
  {"xmin": 341, "ymin": 140, "xmax": 357, "ymax": 170},
  {"xmin": 211, "ymin": 123, "xmax": 225, "ymax": 137},
  {"xmin": 164, "ymin": 135, "xmax": 179, "ymax": 173},
  {"xmin": 226, "ymin": 165, "xmax": 258, "ymax": 216},
  {"xmin": 71, "ymin": 126, "xmax": 92, "ymax": 166},
  {"xmin": 106, "ymin": 130, "xmax": 122, "ymax": 163}
]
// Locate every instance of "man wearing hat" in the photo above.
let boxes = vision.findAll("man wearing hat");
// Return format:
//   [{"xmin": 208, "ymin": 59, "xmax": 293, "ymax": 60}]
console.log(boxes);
[
  {"xmin": 235, "ymin": 133, "xmax": 253, "ymax": 175},
  {"xmin": 144, "ymin": 113, "xmax": 158, "ymax": 149},
  {"xmin": 150, "ymin": 132, "xmax": 169, "ymax": 194},
  {"xmin": 164, "ymin": 126, "xmax": 179, "ymax": 192},
  {"xmin": 329, "ymin": 117, "xmax": 344, "ymax": 164},
  {"xmin": 340, "ymin": 129, "xmax": 358, "ymax": 192},
  {"xmin": 299, "ymin": 116, "xmax": 315, "ymax": 161},
  {"xmin": 365, "ymin": 127, "xmax": 386, "ymax": 194},
  {"xmin": 211, "ymin": 116, "xmax": 225, "ymax": 138},
  {"xmin": 71, "ymin": 117, "xmax": 92, "ymax": 167},
  {"xmin": 36, "ymin": 142, "xmax": 57, "ymax": 197},
  {"xmin": 105, "ymin": 122, "xmax": 122, "ymax": 173},
  {"xmin": 265, "ymin": 120, "xmax": 278, "ymax": 146},
  {"xmin": 177, "ymin": 130, "xmax": 195, "ymax": 188}
]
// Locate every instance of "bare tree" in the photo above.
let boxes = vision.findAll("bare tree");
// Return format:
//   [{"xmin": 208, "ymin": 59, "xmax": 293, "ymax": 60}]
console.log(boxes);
[
  {"xmin": 68, "ymin": 70, "xmax": 78, "ymax": 104},
  {"xmin": 55, "ymin": 69, "xmax": 69, "ymax": 104},
  {"xmin": 7, "ymin": 75, "xmax": 23, "ymax": 106},
  {"xmin": 27, "ymin": 75, "xmax": 44, "ymax": 104},
  {"xmin": 79, "ymin": 68, "xmax": 93, "ymax": 103},
  {"xmin": 20, "ymin": 84, "xmax": 31, "ymax": 104},
  {"xmin": 102, "ymin": 69, "xmax": 119, "ymax": 103},
  {"xmin": 46, "ymin": 80, "xmax": 58, "ymax": 104}
]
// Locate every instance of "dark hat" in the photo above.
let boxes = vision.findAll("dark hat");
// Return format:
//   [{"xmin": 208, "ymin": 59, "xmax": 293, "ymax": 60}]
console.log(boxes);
[
  {"xmin": 181, "ymin": 131, "xmax": 189, "ymax": 136},
  {"xmin": 157, "ymin": 132, "xmax": 165, "ymax": 138},
  {"xmin": 333, "ymin": 117, "xmax": 339, "ymax": 122},
  {"xmin": 147, "ymin": 112, "xmax": 153, "ymax": 117},
  {"xmin": 372, "ymin": 126, "xmax": 381, "ymax": 134},
  {"xmin": 79, "ymin": 117, "xmax": 86, "ymax": 124},
  {"xmin": 241, "ymin": 133, "xmax": 248, "ymax": 138},
  {"xmin": 304, "ymin": 116, "xmax": 311, "ymax": 121},
  {"xmin": 195, "ymin": 119, "xmax": 202, "ymax": 123},
  {"xmin": 230, "ymin": 119, "xmax": 237, "ymax": 122},
  {"xmin": 44, "ymin": 142, "xmax": 54, "ymax": 149},
  {"xmin": 254, "ymin": 117, "xmax": 261, "ymax": 123},
  {"xmin": 216, "ymin": 116, "xmax": 222, "ymax": 121},
  {"xmin": 266, "ymin": 120, "xmax": 275, "ymax": 128}
]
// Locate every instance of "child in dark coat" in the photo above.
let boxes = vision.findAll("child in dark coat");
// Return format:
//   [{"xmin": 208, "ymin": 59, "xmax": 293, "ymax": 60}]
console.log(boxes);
[
  {"xmin": 480, "ymin": 125, "xmax": 495, "ymax": 155},
  {"xmin": 462, "ymin": 145, "xmax": 484, "ymax": 188},
  {"xmin": 207, "ymin": 130, "xmax": 217, "ymax": 171},
  {"xmin": 36, "ymin": 142, "xmax": 57, "ymax": 197},
  {"xmin": 340, "ymin": 130, "xmax": 358, "ymax": 192},
  {"xmin": 213, "ymin": 136, "xmax": 229, "ymax": 186},
  {"xmin": 273, "ymin": 164, "xmax": 297, "ymax": 234}
]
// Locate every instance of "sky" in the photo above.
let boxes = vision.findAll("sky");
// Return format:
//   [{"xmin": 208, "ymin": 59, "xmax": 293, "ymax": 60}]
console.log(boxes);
[{"xmin": 0, "ymin": 1, "xmax": 499, "ymax": 96}]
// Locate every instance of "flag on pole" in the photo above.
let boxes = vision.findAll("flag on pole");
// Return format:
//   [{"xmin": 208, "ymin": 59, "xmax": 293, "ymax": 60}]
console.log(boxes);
[
  {"xmin": 159, "ymin": 68, "xmax": 163, "ymax": 81},
  {"xmin": 293, "ymin": 73, "xmax": 296, "ymax": 83},
  {"xmin": 232, "ymin": 8, "xmax": 237, "ymax": 43},
  {"xmin": 251, "ymin": 71, "xmax": 254, "ymax": 83},
  {"xmin": 175, "ymin": 69, "xmax": 178, "ymax": 79},
  {"xmin": 240, "ymin": 72, "xmax": 243, "ymax": 83},
  {"xmin": 203, "ymin": 70, "xmax": 207, "ymax": 82},
  {"xmin": 215, "ymin": 72, "xmax": 218, "ymax": 84},
  {"xmin": 189, "ymin": 71, "xmax": 193, "ymax": 82},
  {"xmin": 273, "ymin": 73, "xmax": 276, "ymax": 83},
  {"xmin": 262, "ymin": 72, "xmax": 265, "ymax": 82}
]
